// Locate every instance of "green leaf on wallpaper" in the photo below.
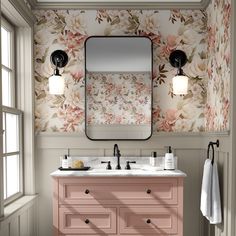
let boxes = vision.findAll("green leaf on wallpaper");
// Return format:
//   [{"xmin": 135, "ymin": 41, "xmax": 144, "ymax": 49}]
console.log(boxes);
[
  {"xmin": 182, "ymin": 93, "xmax": 193, "ymax": 100},
  {"xmin": 199, "ymin": 38, "xmax": 206, "ymax": 44},
  {"xmin": 111, "ymin": 16, "xmax": 120, "ymax": 25},
  {"xmin": 132, "ymin": 15, "xmax": 139, "ymax": 23},
  {"xmin": 199, "ymin": 51, "xmax": 207, "ymax": 59},
  {"xmin": 184, "ymin": 16, "xmax": 194, "ymax": 25},
  {"xmin": 199, "ymin": 113, "xmax": 205, "ymax": 118},
  {"xmin": 37, "ymin": 92, "xmax": 46, "ymax": 100},
  {"xmin": 52, "ymin": 38, "xmax": 58, "ymax": 44},
  {"xmin": 51, "ymin": 126, "xmax": 59, "ymax": 132},
  {"xmin": 37, "ymin": 17, "xmax": 47, "ymax": 25},
  {"xmin": 36, "ymin": 58, "xmax": 44, "ymax": 63},
  {"xmin": 52, "ymin": 113, "xmax": 58, "ymax": 118},
  {"xmin": 107, "ymin": 16, "xmax": 112, "ymax": 23},
  {"xmin": 35, "ymin": 75, "xmax": 43, "ymax": 82},
  {"xmin": 188, "ymin": 48, "xmax": 196, "ymax": 63}
]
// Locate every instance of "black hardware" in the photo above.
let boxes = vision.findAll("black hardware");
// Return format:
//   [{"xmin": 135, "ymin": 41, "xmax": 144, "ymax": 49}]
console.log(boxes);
[
  {"xmin": 85, "ymin": 219, "xmax": 90, "ymax": 224},
  {"xmin": 50, "ymin": 50, "xmax": 68, "ymax": 68},
  {"xmin": 101, "ymin": 161, "xmax": 112, "ymax": 170},
  {"xmin": 146, "ymin": 219, "xmax": 151, "ymax": 224},
  {"xmin": 169, "ymin": 50, "xmax": 187, "ymax": 69},
  {"xmin": 85, "ymin": 189, "xmax": 90, "ymax": 194},
  {"xmin": 125, "ymin": 161, "xmax": 136, "ymax": 170},
  {"xmin": 207, "ymin": 139, "xmax": 219, "ymax": 165},
  {"xmin": 146, "ymin": 189, "xmax": 151, "ymax": 194},
  {"xmin": 114, "ymin": 144, "xmax": 121, "ymax": 169}
]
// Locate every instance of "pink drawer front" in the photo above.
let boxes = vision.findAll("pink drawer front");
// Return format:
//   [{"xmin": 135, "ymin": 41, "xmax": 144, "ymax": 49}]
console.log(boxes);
[
  {"xmin": 58, "ymin": 178, "xmax": 178, "ymax": 205},
  {"xmin": 59, "ymin": 206, "xmax": 117, "ymax": 235},
  {"xmin": 119, "ymin": 206, "xmax": 178, "ymax": 235}
]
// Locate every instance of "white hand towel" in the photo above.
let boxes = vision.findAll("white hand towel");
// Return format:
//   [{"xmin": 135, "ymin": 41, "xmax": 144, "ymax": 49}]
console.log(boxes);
[
  {"xmin": 200, "ymin": 159, "xmax": 213, "ymax": 218},
  {"xmin": 209, "ymin": 162, "xmax": 222, "ymax": 224}
]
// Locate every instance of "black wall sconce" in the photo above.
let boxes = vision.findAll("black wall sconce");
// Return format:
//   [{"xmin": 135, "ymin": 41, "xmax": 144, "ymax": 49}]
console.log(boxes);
[
  {"xmin": 169, "ymin": 49, "xmax": 188, "ymax": 95},
  {"xmin": 48, "ymin": 50, "xmax": 68, "ymax": 95}
]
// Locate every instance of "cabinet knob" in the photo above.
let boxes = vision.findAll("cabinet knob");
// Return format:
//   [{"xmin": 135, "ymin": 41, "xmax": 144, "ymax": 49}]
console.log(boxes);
[
  {"xmin": 146, "ymin": 219, "xmax": 151, "ymax": 224},
  {"xmin": 146, "ymin": 189, "xmax": 151, "ymax": 194},
  {"xmin": 85, "ymin": 219, "xmax": 90, "ymax": 224},
  {"xmin": 85, "ymin": 189, "xmax": 90, "ymax": 194}
]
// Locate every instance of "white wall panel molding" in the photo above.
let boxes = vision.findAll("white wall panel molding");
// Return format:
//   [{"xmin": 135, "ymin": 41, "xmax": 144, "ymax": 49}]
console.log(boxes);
[
  {"xmin": 35, "ymin": 132, "xmax": 230, "ymax": 150},
  {"xmin": 28, "ymin": 0, "xmax": 210, "ymax": 9}
]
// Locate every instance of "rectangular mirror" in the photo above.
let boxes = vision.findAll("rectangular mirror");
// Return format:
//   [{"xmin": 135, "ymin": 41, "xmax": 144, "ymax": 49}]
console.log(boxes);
[{"xmin": 85, "ymin": 36, "xmax": 152, "ymax": 140}]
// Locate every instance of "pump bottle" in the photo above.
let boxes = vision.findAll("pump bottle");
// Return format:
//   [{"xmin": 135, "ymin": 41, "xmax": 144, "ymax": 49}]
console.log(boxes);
[{"xmin": 164, "ymin": 146, "xmax": 175, "ymax": 170}]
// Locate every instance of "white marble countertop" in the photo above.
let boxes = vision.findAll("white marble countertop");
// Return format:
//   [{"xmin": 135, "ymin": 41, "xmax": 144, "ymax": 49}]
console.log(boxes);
[{"xmin": 51, "ymin": 167, "xmax": 187, "ymax": 178}]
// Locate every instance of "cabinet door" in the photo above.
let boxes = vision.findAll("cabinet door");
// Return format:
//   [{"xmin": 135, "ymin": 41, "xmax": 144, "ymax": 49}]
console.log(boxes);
[
  {"xmin": 119, "ymin": 206, "xmax": 179, "ymax": 235},
  {"xmin": 59, "ymin": 206, "xmax": 117, "ymax": 235}
]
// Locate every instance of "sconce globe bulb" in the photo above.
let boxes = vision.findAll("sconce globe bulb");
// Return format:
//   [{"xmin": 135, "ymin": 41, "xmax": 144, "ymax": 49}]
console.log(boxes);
[
  {"xmin": 48, "ymin": 74, "xmax": 65, "ymax": 95},
  {"xmin": 172, "ymin": 75, "xmax": 188, "ymax": 95}
]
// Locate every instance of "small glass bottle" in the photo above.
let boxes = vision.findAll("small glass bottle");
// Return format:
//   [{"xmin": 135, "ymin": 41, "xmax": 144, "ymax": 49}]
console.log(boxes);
[
  {"xmin": 61, "ymin": 155, "xmax": 69, "ymax": 168},
  {"xmin": 150, "ymin": 151, "xmax": 157, "ymax": 166}
]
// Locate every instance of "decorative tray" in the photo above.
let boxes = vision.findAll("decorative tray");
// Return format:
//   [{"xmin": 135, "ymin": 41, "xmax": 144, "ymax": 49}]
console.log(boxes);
[{"xmin": 58, "ymin": 167, "xmax": 91, "ymax": 171}]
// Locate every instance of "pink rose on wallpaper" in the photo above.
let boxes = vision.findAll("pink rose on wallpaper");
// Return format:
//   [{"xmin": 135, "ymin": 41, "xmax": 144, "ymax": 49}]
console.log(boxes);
[
  {"xmin": 58, "ymin": 105, "xmax": 84, "ymax": 132},
  {"xmin": 134, "ymin": 113, "xmax": 146, "ymax": 124},
  {"xmin": 224, "ymin": 44, "xmax": 230, "ymax": 66},
  {"xmin": 160, "ymin": 35, "xmax": 178, "ymax": 59},
  {"xmin": 223, "ymin": 3, "xmax": 231, "ymax": 36},
  {"xmin": 159, "ymin": 109, "xmax": 178, "ymax": 132},
  {"xmin": 115, "ymin": 115, "xmax": 123, "ymax": 124},
  {"xmin": 139, "ymin": 32, "xmax": 161, "ymax": 45},
  {"xmin": 205, "ymin": 105, "xmax": 215, "ymax": 131},
  {"xmin": 71, "ymin": 70, "xmax": 84, "ymax": 83},
  {"xmin": 58, "ymin": 30, "xmax": 86, "ymax": 57},
  {"xmin": 207, "ymin": 26, "xmax": 216, "ymax": 52},
  {"xmin": 105, "ymin": 82, "xmax": 115, "ymax": 96},
  {"xmin": 152, "ymin": 106, "xmax": 161, "ymax": 123},
  {"xmin": 104, "ymin": 113, "xmax": 115, "ymax": 124},
  {"xmin": 223, "ymin": 98, "xmax": 229, "ymax": 129},
  {"xmin": 207, "ymin": 63, "xmax": 213, "ymax": 78}
]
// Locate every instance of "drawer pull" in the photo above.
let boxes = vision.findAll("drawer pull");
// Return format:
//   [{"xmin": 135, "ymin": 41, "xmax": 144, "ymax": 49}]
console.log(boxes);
[
  {"xmin": 146, "ymin": 189, "xmax": 151, "ymax": 194},
  {"xmin": 85, "ymin": 189, "xmax": 90, "ymax": 194},
  {"xmin": 85, "ymin": 219, "xmax": 90, "ymax": 224},
  {"xmin": 146, "ymin": 219, "xmax": 151, "ymax": 224}
]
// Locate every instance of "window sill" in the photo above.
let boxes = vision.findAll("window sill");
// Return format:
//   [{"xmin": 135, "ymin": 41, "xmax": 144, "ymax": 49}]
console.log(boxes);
[{"xmin": 0, "ymin": 195, "xmax": 38, "ymax": 223}]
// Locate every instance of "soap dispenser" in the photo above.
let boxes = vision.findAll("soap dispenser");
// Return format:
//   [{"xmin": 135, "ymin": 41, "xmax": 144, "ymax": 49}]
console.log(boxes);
[{"xmin": 164, "ymin": 146, "xmax": 175, "ymax": 170}]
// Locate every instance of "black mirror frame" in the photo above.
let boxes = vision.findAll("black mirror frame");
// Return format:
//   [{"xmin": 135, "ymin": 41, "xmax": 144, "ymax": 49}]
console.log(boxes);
[{"xmin": 84, "ymin": 35, "xmax": 153, "ymax": 141}]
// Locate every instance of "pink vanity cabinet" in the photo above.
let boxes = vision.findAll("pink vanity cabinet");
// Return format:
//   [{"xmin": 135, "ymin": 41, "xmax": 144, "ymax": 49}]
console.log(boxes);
[{"xmin": 52, "ymin": 175, "xmax": 184, "ymax": 236}]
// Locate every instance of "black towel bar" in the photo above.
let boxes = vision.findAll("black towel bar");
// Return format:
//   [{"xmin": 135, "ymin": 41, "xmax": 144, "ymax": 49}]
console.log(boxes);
[{"xmin": 207, "ymin": 140, "xmax": 219, "ymax": 164}]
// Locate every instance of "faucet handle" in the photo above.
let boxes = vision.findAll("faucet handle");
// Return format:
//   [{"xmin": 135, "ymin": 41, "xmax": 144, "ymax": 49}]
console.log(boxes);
[
  {"xmin": 125, "ymin": 161, "xmax": 136, "ymax": 170},
  {"xmin": 101, "ymin": 161, "xmax": 112, "ymax": 170}
]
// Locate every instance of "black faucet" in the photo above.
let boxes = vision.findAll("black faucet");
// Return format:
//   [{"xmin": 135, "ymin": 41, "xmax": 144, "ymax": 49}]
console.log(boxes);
[{"xmin": 113, "ymin": 144, "xmax": 121, "ymax": 169}]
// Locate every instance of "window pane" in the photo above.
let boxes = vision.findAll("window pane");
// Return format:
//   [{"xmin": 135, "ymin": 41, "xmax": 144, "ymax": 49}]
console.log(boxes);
[
  {"xmin": 3, "ymin": 157, "xmax": 7, "ymax": 199},
  {"xmin": 3, "ymin": 113, "xmax": 5, "ymax": 153},
  {"xmin": 6, "ymin": 113, "xmax": 19, "ymax": 153},
  {"xmin": 2, "ymin": 68, "xmax": 12, "ymax": 107},
  {"xmin": 1, "ymin": 26, "xmax": 11, "ymax": 68},
  {"xmin": 6, "ymin": 155, "xmax": 20, "ymax": 198}
]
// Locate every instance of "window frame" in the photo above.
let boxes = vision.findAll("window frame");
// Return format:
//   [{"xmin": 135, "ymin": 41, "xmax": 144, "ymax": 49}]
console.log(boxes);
[
  {"xmin": 2, "ymin": 106, "xmax": 23, "ymax": 205},
  {"xmin": 1, "ymin": 17, "xmax": 23, "ymax": 205},
  {"xmin": 1, "ymin": 17, "xmax": 15, "ymax": 108}
]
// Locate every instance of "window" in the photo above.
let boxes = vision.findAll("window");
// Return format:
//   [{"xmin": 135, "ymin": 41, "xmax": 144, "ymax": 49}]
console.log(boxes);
[{"xmin": 1, "ymin": 17, "xmax": 23, "ymax": 204}]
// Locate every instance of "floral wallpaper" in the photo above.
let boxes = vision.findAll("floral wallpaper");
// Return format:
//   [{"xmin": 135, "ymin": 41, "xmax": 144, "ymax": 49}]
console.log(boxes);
[
  {"xmin": 34, "ymin": 5, "xmax": 230, "ymax": 133},
  {"xmin": 86, "ymin": 72, "xmax": 151, "ymax": 125},
  {"xmin": 205, "ymin": 0, "xmax": 231, "ymax": 131}
]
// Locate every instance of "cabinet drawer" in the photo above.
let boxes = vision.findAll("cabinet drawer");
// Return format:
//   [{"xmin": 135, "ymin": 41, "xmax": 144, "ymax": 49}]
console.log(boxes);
[
  {"xmin": 59, "ymin": 178, "xmax": 178, "ymax": 205},
  {"xmin": 59, "ymin": 206, "xmax": 116, "ymax": 234},
  {"xmin": 119, "ymin": 207, "xmax": 178, "ymax": 235}
]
